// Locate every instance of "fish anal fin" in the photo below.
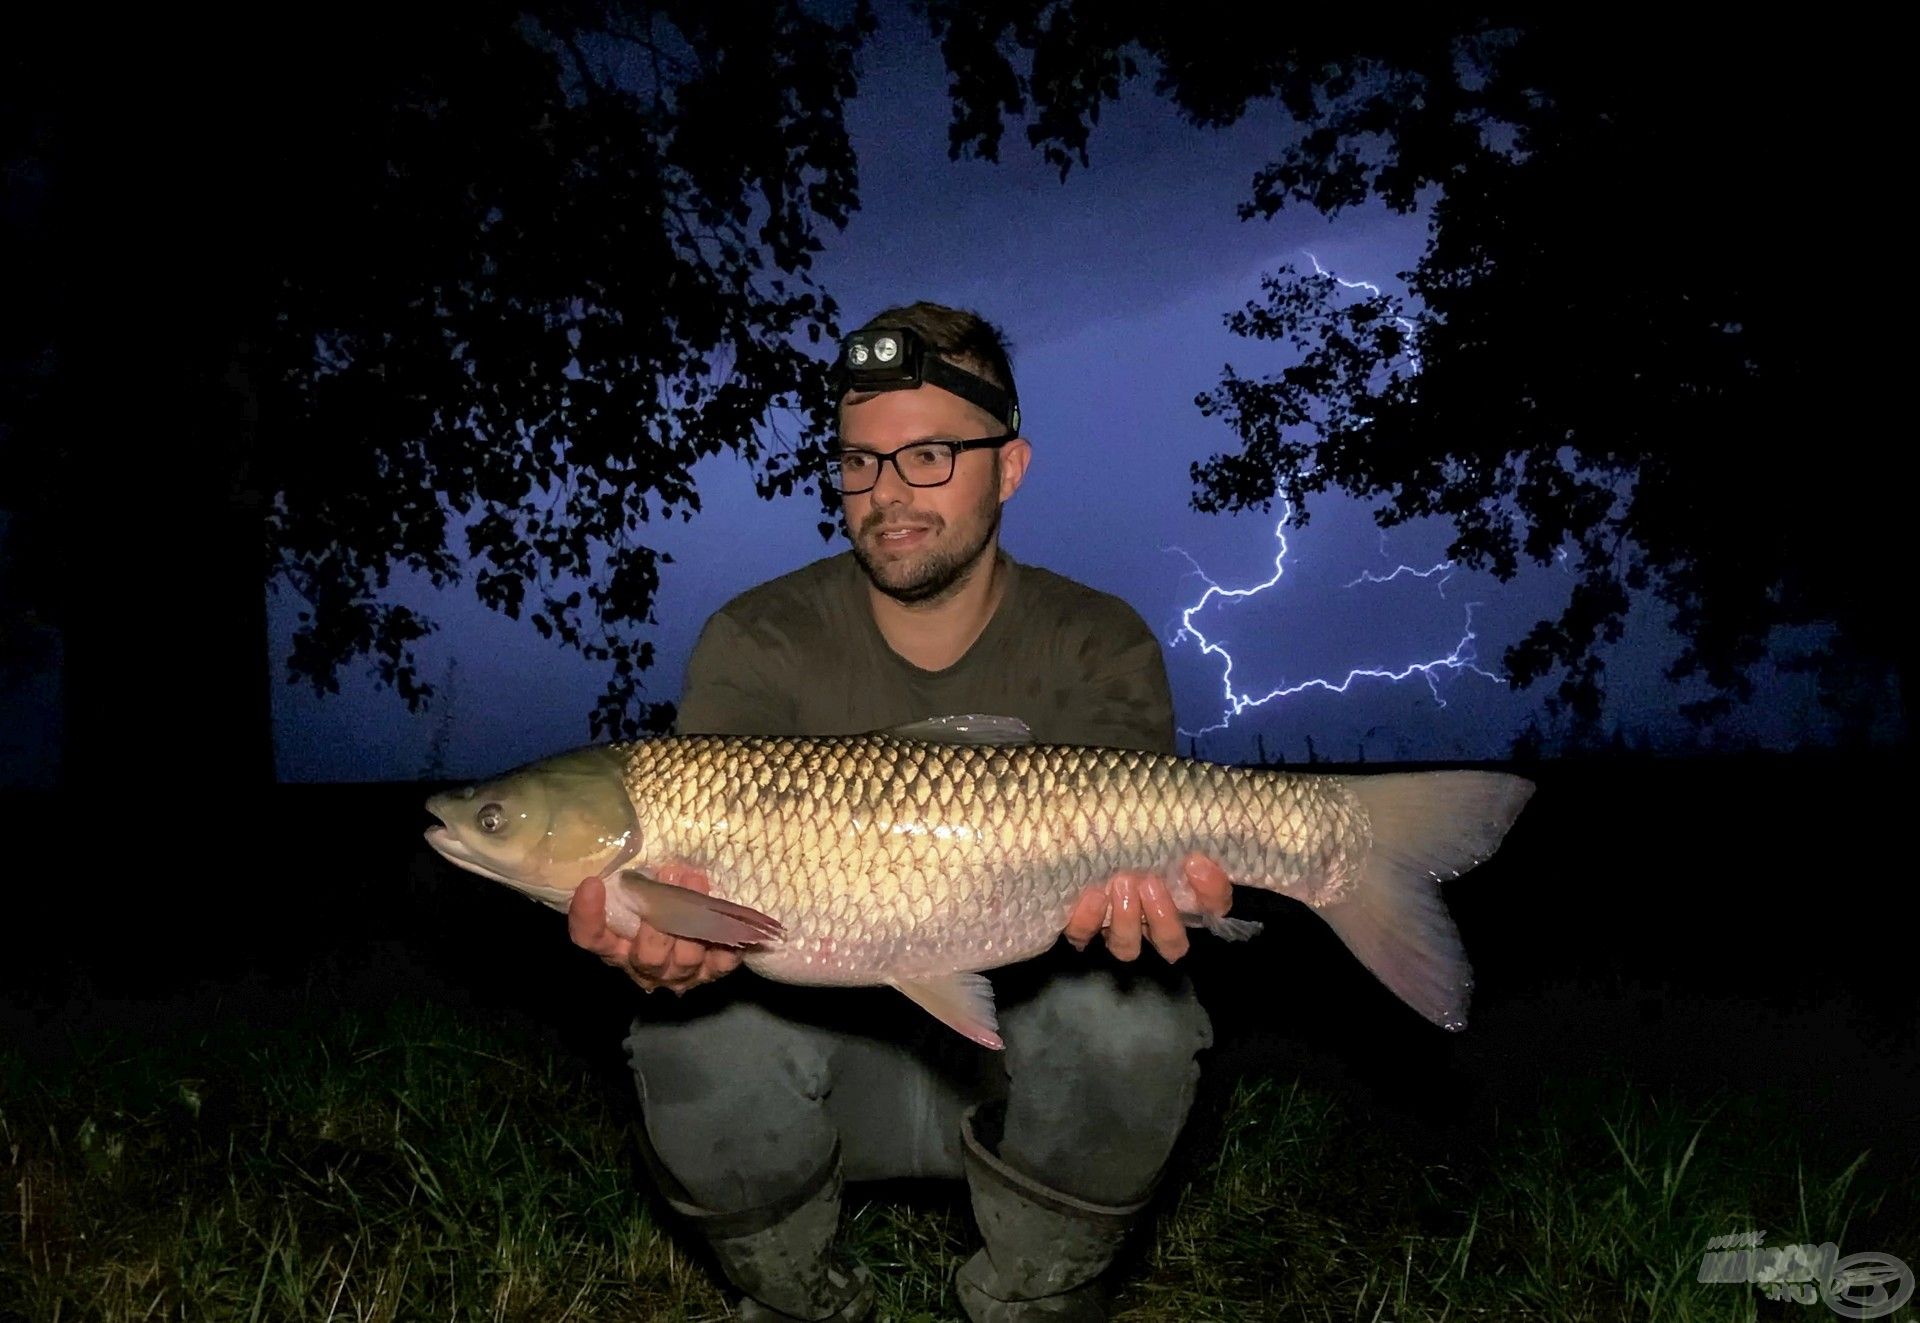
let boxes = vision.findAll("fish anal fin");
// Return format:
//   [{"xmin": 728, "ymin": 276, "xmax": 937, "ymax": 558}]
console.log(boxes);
[
  {"xmin": 890, "ymin": 973, "xmax": 1004, "ymax": 1050},
  {"xmin": 613, "ymin": 870, "xmax": 785, "ymax": 946},
  {"xmin": 1166, "ymin": 861, "xmax": 1262, "ymax": 941},
  {"xmin": 1181, "ymin": 911, "xmax": 1265, "ymax": 941}
]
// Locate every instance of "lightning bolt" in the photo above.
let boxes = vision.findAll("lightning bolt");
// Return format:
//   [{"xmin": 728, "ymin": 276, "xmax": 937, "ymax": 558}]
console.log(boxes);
[
  {"xmin": 1168, "ymin": 254, "xmax": 1502, "ymax": 743},
  {"xmin": 1168, "ymin": 506, "xmax": 1504, "ymax": 740},
  {"xmin": 1304, "ymin": 251, "xmax": 1422, "ymax": 372},
  {"xmin": 1346, "ymin": 530, "xmax": 1452, "ymax": 591},
  {"xmin": 1342, "ymin": 561, "xmax": 1453, "ymax": 591}
]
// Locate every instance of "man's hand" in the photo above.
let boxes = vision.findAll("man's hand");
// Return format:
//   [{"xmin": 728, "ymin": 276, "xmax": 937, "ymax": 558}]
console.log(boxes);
[
  {"xmin": 1063, "ymin": 853, "xmax": 1233, "ymax": 963},
  {"xmin": 567, "ymin": 863, "xmax": 743, "ymax": 994}
]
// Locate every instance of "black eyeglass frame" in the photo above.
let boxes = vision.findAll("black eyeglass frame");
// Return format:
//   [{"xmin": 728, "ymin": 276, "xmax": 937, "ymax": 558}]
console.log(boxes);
[{"xmin": 826, "ymin": 433, "xmax": 1018, "ymax": 495}]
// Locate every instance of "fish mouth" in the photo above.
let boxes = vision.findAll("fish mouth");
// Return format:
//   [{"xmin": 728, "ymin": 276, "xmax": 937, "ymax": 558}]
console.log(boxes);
[
  {"xmin": 421, "ymin": 821, "xmax": 584, "ymax": 912},
  {"xmin": 422, "ymin": 822, "xmax": 525, "ymax": 888}
]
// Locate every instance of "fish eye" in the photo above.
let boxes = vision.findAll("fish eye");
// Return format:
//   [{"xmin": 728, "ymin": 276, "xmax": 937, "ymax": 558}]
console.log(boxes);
[{"xmin": 477, "ymin": 803, "xmax": 507, "ymax": 834}]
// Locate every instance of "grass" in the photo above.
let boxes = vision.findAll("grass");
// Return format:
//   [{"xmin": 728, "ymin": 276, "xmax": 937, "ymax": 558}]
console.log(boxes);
[
  {"xmin": 3, "ymin": 997, "xmax": 1914, "ymax": 1323},
  {"xmin": 3, "ymin": 1002, "xmax": 721, "ymax": 1321},
  {"xmin": 1140, "ymin": 1076, "xmax": 1915, "ymax": 1322}
]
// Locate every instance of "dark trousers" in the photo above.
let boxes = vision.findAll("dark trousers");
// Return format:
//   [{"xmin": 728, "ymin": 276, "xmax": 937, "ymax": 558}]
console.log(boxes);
[{"xmin": 624, "ymin": 946, "xmax": 1214, "ymax": 1213}]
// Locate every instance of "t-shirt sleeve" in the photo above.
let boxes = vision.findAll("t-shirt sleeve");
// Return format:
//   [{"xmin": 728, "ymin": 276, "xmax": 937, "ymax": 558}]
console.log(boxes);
[
  {"xmin": 674, "ymin": 610, "xmax": 796, "ymax": 737},
  {"xmin": 1046, "ymin": 603, "xmax": 1178, "ymax": 755}
]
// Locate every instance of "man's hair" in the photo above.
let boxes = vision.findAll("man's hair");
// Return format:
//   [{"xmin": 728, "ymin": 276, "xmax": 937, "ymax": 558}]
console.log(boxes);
[{"xmin": 851, "ymin": 301, "xmax": 1017, "ymax": 401}]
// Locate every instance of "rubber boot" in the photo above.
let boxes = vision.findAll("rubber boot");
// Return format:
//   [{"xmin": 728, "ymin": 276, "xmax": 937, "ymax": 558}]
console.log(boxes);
[
  {"xmin": 639, "ymin": 1133, "xmax": 873, "ymax": 1321},
  {"xmin": 954, "ymin": 1104, "xmax": 1149, "ymax": 1321}
]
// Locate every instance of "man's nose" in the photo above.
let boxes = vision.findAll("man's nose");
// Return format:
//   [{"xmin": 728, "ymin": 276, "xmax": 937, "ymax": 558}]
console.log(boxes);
[{"xmin": 868, "ymin": 456, "xmax": 913, "ymax": 504}]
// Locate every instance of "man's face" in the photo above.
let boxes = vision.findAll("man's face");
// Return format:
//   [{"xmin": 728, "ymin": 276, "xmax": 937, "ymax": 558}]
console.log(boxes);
[{"xmin": 838, "ymin": 382, "xmax": 1030, "ymax": 605}]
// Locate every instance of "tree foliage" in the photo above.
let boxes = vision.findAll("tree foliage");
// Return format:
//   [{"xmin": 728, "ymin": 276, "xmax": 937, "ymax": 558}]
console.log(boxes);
[
  {"xmin": 258, "ymin": 1, "xmax": 873, "ymax": 739},
  {"xmin": 926, "ymin": 6, "xmax": 1905, "ymax": 731},
  {"xmin": 2, "ymin": 2, "xmax": 873, "ymax": 750}
]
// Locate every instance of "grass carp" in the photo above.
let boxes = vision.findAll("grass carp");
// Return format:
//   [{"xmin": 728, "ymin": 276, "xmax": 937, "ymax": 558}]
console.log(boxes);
[{"xmin": 423, "ymin": 715, "xmax": 1533, "ymax": 1048}]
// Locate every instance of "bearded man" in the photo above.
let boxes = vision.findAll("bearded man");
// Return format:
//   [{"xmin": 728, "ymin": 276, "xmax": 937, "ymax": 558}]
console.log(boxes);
[{"xmin": 568, "ymin": 301, "xmax": 1232, "ymax": 1321}]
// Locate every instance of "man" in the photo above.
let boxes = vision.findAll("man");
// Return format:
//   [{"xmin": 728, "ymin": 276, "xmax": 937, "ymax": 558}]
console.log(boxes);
[{"xmin": 568, "ymin": 302, "xmax": 1232, "ymax": 1321}]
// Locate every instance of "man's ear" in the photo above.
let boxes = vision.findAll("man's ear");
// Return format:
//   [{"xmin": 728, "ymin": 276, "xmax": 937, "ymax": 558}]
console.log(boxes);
[{"xmin": 998, "ymin": 437, "xmax": 1032, "ymax": 502}]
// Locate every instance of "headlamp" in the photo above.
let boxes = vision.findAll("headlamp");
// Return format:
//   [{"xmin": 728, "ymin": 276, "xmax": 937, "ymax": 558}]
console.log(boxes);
[{"xmin": 832, "ymin": 326, "xmax": 1021, "ymax": 434}]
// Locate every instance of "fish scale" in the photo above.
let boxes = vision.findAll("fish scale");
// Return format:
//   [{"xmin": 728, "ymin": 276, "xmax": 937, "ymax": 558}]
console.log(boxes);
[{"xmin": 618, "ymin": 733, "xmax": 1370, "ymax": 987}]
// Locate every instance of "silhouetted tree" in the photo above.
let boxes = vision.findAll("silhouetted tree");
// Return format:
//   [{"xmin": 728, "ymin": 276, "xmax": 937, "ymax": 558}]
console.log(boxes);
[
  {"xmin": 423, "ymin": 658, "xmax": 462, "ymax": 783},
  {"xmin": 926, "ymin": 7, "xmax": 1906, "ymax": 732},
  {"xmin": 0, "ymin": 19, "xmax": 61, "ymax": 700},
  {"xmin": 263, "ymin": 3, "xmax": 875, "ymax": 742},
  {"xmin": 263, "ymin": 2, "xmax": 869, "ymax": 742},
  {"xmin": 7, "ymin": 2, "xmax": 871, "ymax": 788}
]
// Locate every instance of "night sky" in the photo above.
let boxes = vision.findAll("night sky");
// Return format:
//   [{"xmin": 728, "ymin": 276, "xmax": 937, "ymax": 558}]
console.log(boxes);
[{"xmin": 0, "ymin": 13, "xmax": 1881, "ymax": 787}]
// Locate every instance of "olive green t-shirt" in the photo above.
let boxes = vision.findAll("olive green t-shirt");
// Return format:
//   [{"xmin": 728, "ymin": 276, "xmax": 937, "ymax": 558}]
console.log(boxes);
[{"xmin": 676, "ymin": 551, "xmax": 1175, "ymax": 755}]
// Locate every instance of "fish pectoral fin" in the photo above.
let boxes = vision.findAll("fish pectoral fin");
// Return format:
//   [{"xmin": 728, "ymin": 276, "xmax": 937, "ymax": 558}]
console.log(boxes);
[
  {"xmin": 1180, "ymin": 911, "xmax": 1265, "ymax": 941},
  {"xmin": 614, "ymin": 871, "xmax": 785, "ymax": 946},
  {"xmin": 889, "ymin": 973, "xmax": 1004, "ymax": 1050},
  {"xmin": 876, "ymin": 714, "xmax": 1033, "ymax": 746}
]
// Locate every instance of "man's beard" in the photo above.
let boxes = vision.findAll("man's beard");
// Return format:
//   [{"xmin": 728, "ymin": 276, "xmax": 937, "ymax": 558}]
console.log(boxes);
[{"xmin": 849, "ymin": 465, "xmax": 1003, "ymax": 606}]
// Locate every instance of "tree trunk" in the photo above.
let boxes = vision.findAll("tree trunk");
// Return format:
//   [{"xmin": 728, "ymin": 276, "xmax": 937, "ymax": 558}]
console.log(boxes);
[{"xmin": 55, "ymin": 34, "xmax": 275, "ymax": 796}]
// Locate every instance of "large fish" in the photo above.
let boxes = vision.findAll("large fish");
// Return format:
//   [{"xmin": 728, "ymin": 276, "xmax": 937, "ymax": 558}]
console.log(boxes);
[{"xmin": 423, "ymin": 715, "xmax": 1533, "ymax": 1048}]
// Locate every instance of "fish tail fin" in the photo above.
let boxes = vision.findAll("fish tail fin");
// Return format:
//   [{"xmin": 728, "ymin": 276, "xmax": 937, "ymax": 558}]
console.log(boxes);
[{"xmin": 1317, "ymin": 771, "xmax": 1534, "ymax": 1031}]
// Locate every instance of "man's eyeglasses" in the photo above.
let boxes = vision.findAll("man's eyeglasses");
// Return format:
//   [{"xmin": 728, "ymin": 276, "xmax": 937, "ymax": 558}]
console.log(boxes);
[{"xmin": 827, "ymin": 434, "xmax": 1016, "ymax": 495}]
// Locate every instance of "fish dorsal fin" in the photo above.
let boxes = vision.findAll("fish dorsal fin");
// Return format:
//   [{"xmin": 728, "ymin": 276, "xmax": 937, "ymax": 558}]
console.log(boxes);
[{"xmin": 878, "ymin": 714, "xmax": 1033, "ymax": 746}]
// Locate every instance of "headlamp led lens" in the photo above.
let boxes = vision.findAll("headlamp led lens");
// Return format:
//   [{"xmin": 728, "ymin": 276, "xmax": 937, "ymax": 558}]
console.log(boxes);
[{"xmin": 873, "ymin": 335, "xmax": 899, "ymax": 363}]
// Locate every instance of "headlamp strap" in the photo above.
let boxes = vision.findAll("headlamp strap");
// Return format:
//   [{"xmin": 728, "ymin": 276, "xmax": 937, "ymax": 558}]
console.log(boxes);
[
  {"xmin": 920, "ymin": 357, "xmax": 1021, "ymax": 434},
  {"xmin": 835, "ymin": 326, "xmax": 1021, "ymax": 433}
]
